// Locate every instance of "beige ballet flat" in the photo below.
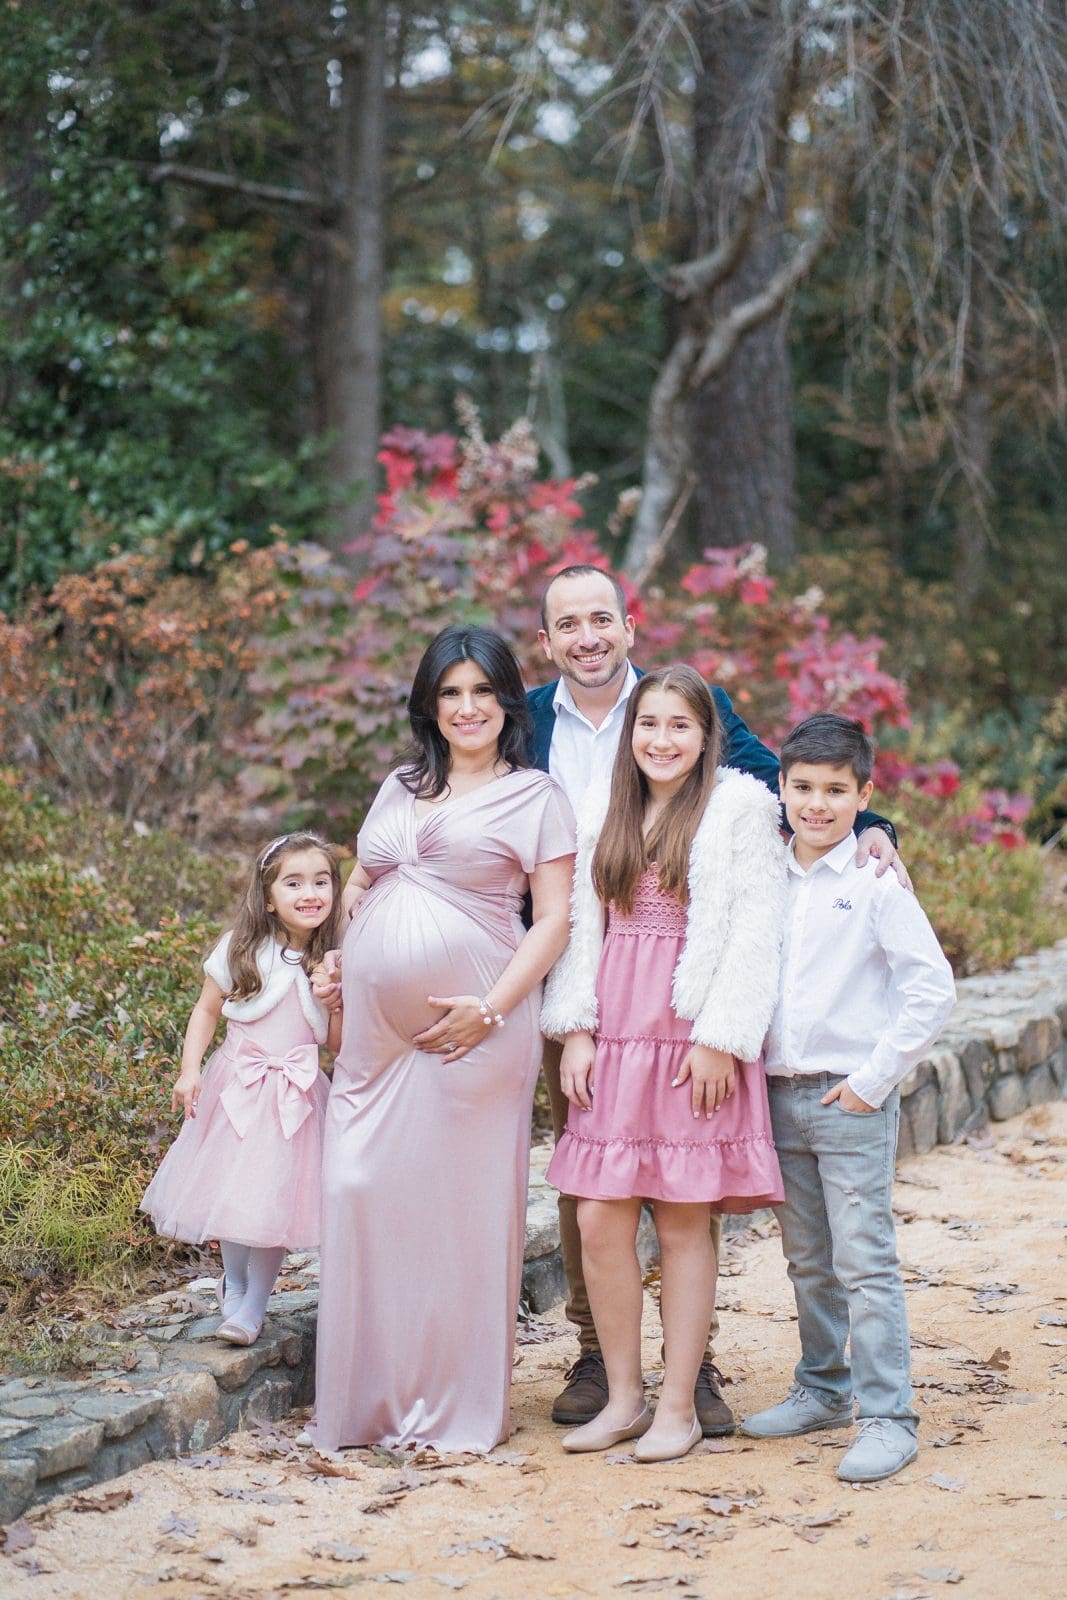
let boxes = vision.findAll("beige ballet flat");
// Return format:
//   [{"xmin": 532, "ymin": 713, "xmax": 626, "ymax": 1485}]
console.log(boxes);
[
  {"xmin": 216, "ymin": 1316, "xmax": 262, "ymax": 1347},
  {"xmin": 561, "ymin": 1402, "xmax": 653, "ymax": 1454},
  {"xmin": 634, "ymin": 1413, "xmax": 702, "ymax": 1463}
]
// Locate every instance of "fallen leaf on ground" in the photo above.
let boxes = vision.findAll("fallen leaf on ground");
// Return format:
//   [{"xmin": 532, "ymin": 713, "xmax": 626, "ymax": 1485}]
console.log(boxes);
[
  {"xmin": 926, "ymin": 1473, "xmax": 965, "ymax": 1493},
  {"xmin": 515, "ymin": 1319, "xmax": 562, "ymax": 1344},
  {"xmin": 71, "ymin": 1488, "xmax": 135, "ymax": 1513},
  {"xmin": 214, "ymin": 1485, "xmax": 297, "ymax": 1505},
  {"xmin": 982, "ymin": 1346, "xmax": 1012, "ymax": 1369},
  {"xmin": 309, "ymin": 1541, "xmax": 368, "ymax": 1563},
  {"xmin": 916, "ymin": 1568, "xmax": 963, "ymax": 1584},
  {"xmin": 444, "ymin": 1537, "xmax": 553, "ymax": 1561},
  {"xmin": 2, "ymin": 1519, "xmax": 36, "ymax": 1555},
  {"xmin": 700, "ymin": 1492, "xmax": 761, "ymax": 1516},
  {"xmin": 157, "ymin": 1513, "xmax": 198, "ymax": 1539},
  {"xmin": 615, "ymin": 1578, "xmax": 699, "ymax": 1592}
]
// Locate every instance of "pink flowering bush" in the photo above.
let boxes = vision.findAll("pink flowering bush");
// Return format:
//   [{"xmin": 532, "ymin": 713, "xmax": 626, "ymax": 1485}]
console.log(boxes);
[
  {"xmin": 244, "ymin": 410, "xmax": 612, "ymax": 827},
  {"xmin": 247, "ymin": 416, "xmax": 1053, "ymax": 861},
  {"xmin": 244, "ymin": 417, "xmax": 920, "ymax": 833}
]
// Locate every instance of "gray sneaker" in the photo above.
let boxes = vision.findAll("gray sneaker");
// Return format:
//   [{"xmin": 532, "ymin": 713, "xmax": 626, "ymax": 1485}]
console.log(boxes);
[
  {"xmin": 837, "ymin": 1417, "xmax": 918, "ymax": 1482},
  {"xmin": 739, "ymin": 1383, "xmax": 853, "ymax": 1439}
]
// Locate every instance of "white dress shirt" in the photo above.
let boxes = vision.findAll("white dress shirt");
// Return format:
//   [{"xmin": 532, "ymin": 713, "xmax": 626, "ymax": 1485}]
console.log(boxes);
[
  {"xmin": 763, "ymin": 834, "xmax": 956, "ymax": 1107},
  {"xmin": 547, "ymin": 663, "xmax": 638, "ymax": 810}
]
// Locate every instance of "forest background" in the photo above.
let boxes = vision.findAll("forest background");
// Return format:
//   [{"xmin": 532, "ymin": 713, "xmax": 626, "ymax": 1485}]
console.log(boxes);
[{"xmin": 0, "ymin": 3, "xmax": 1065, "ymax": 1340}]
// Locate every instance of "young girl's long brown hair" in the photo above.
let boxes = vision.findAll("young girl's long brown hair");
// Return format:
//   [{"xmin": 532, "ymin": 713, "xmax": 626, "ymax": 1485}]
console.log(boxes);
[
  {"xmin": 592, "ymin": 666, "xmax": 722, "ymax": 914},
  {"xmin": 226, "ymin": 832, "xmax": 344, "ymax": 1001}
]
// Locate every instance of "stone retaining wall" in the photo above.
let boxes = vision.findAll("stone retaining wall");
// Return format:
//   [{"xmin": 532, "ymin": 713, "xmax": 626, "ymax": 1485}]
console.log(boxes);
[
  {"xmin": 4, "ymin": 937, "xmax": 1067, "ymax": 1524},
  {"xmin": 895, "ymin": 938, "xmax": 1067, "ymax": 1156}
]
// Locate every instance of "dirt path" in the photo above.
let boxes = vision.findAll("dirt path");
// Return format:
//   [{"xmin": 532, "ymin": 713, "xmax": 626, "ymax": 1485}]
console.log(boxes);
[{"xmin": 5, "ymin": 1102, "xmax": 1067, "ymax": 1600}]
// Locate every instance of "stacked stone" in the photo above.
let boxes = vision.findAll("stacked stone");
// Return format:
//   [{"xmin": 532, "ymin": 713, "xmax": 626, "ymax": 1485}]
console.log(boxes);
[
  {"xmin": 0, "ymin": 1286, "xmax": 318, "ymax": 1525},
  {"xmin": 897, "ymin": 937, "xmax": 1067, "ymax": 1157}
]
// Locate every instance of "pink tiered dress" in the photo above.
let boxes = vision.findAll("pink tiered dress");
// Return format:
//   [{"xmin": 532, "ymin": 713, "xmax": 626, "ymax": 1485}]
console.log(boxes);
[
  {"xmin": 141, "ymin": 955, "xmax": 329, "ymax": 1250},
  {"xmin": 547, "ymin": 867, "xmax": 783, "ymax": 1210}
]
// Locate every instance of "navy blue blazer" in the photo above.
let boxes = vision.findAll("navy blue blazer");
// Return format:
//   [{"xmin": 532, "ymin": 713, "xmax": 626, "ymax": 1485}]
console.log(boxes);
[{"xmin": 526, "ymin": 670, "xmax": 895, "ymax": 843}]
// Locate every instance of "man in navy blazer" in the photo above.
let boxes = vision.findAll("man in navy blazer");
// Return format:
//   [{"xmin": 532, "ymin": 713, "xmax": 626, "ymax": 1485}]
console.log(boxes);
[{"xmin": 530, "ymin": 564, "xmax": 901, "ymax": 1437}]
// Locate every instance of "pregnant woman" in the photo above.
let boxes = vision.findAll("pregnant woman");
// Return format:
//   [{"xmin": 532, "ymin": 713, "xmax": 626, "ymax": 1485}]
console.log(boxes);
[{"xmin": 310, "ymin": 626, "xmax": 575, "ymax": 1454}]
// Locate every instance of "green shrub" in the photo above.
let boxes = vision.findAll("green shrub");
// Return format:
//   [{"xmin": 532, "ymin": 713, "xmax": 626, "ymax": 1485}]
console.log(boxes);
[
  {"xmin": 0, "ymin": 1141, "xmax": 147, "ymax": 1286},
  {"xmin": 881, "ymin": 783, "xmax": 1062, "ymax": 976}
]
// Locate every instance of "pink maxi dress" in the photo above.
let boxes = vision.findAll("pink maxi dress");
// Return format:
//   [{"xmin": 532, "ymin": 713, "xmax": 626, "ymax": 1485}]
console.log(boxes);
[
  {"xmin": 547, "ymin": 867, "xmax": 783, "ymax": 1209},
  {"xmin": 311, "ymin": 767, "xmax": 575, "ymax": 1454}
]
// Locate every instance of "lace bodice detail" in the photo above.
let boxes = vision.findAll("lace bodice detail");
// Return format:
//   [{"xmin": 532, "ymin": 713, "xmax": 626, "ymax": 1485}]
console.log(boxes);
[{"xmin": 607, "ymin": 866, "xmax": 687, "ymax": 938}]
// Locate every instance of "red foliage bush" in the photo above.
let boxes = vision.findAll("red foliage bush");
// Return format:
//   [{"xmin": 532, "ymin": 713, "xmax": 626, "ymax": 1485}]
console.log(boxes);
[
  {"xmin": 245, "ymin": 412, "xmax": 915, "ymax": 835},
  {"xmin": 0, "ymin": 546, "xmax": 286, "ymax": 830}
]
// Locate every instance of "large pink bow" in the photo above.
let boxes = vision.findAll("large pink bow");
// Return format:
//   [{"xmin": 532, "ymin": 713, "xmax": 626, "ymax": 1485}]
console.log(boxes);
[{"xmin": 219, "ymin": 1038, "xmax": 320, "ymax": 1141}]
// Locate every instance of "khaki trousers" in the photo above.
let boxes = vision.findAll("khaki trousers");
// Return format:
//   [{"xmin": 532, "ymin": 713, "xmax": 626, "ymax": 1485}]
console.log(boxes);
[{"xmin": 542, "ymin": 1037, "xmax": 721, "ymax": 1358}]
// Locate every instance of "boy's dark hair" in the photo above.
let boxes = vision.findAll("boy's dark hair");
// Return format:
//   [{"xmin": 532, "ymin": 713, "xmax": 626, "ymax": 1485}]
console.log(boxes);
[{"xmin": 780, "ymin": 713, "xmax": 875, "ymax": 785}]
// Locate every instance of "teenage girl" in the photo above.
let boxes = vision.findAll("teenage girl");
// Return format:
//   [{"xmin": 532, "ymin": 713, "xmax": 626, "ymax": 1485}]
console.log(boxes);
[
  {"xmin": 141, "ymin": 832, "xmax": 342, "ymax": 1344},
  {"xmin": 542, "ymin": 665, "xmax": 787, "ymax": 1461}
]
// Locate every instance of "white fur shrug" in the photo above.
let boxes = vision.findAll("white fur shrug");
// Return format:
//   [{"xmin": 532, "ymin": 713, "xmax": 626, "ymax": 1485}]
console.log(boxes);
[{"xmin": 540, "ymin": 768, "xmax": 788, "ymax": 1062}]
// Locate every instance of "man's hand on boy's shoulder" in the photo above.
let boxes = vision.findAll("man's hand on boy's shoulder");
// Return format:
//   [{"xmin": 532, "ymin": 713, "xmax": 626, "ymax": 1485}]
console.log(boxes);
[
  {"xmin": 821, "ymin": 1079, "xmax": 877, "ymax": 1114},
  {"xmin": 855, "ymin": 828, "xmax": 913, "ymax": 892}
]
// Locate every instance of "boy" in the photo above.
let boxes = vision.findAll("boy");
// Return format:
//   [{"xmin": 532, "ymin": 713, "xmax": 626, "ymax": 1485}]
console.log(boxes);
[{"xmin": 741, "ymin": 713, "xmax": 956, "ymax": 1483}]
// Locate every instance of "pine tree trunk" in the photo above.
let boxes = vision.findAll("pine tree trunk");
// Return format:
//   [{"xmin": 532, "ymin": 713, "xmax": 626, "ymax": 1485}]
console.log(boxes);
[
  {"xmin": 686, "ymin": 4, "xmax": 796, "ymax": 566},
  {"xmin": 318, "ymin": 1, "xmax": 387, "ymax": 560}
]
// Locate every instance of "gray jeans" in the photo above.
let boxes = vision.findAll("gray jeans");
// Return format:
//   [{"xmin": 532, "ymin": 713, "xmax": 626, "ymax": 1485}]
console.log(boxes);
[{"xmin": 767, "ymin": 1074, "xmax": 917, "ymax": 1428}]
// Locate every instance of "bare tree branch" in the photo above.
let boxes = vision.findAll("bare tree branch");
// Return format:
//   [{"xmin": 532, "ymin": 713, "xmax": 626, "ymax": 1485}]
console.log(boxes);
[{"xmin": 90, "ymin": 157, "xmax": 336, "ymax": 214}]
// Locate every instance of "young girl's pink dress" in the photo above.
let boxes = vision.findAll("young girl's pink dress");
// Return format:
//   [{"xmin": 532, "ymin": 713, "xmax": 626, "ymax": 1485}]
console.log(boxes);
[
  {"xmin": 547, "ymin": 867, "xmax": 783, "ymax": 1210},
  {"xmin": 141, "ymin": 943, "xmax": 329, "ymax": 1250}
]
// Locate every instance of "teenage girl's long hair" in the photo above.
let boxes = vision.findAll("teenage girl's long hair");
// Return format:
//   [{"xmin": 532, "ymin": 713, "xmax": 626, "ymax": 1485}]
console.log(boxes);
[
  {"xmin": 227, "ymin": 832, "xmax": 344, "ymax": 1001},
  {"xmin": 592, "ymin": 665, "xmax": 722, "ymax": 913},
  {"xmin": 396, "ymin": 625, "xmax": 533, "ymax": 799}
]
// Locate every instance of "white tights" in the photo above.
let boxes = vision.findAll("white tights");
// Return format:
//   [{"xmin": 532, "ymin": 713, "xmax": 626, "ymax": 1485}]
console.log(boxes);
[{"xmin": 219, "ymin": 1242, "xmax": 286, "ymax": 1334}]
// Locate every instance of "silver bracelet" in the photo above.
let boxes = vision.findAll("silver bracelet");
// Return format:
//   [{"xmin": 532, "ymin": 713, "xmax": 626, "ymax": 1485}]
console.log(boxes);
[{"xmin": 478, "ymin": 997, "xmax": 505, "ymax": 1029}]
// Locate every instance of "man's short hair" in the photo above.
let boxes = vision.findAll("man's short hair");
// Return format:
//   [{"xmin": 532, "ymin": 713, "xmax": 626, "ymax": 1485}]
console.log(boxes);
[
  {"xmin": 540, "ymin": 564, "xmax": 628, "ymax": 631},
  {"xmin": 780, "ymin": 713, "xmax": 875, "ymax": 786}
]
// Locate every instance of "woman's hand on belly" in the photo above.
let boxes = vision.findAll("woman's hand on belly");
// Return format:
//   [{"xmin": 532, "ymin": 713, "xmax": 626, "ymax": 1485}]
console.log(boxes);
[{"xmin": 412, "ymin": 993, "xmax": 495, "ymax": 1064}]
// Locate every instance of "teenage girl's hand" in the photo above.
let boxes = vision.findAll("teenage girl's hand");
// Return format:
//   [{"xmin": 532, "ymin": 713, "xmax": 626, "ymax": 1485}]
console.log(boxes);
[
  {"xmin": 172, "ymin": 1068, "xmax": 202, "ymax": 1119},
  {"xmin": 560, "ymin": 1032, "xmax": 596, "ymax": 1110},
  {"xmin": 673, "ymin": 1044, "xmax": 736, "ymax": 1118},
  {"xmin": 311, "ymin": 949, "xmax": 342, "ymax": 1013}
]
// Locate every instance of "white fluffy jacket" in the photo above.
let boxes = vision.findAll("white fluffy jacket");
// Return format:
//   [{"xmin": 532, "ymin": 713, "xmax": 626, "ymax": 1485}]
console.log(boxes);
[{"xmin": 540, "ymin": 768, "xmax": 788, "ymax": 1062}]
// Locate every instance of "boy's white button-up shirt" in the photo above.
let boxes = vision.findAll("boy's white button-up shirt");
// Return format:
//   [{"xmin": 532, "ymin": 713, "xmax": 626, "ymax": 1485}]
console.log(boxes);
[
  {"xmin": 548, "ymin": 663, "xmax": 638, "ymax": 809},
  {"xmin": 763, "ymin": 833, "xmax": 956, "ymax": 1108}
]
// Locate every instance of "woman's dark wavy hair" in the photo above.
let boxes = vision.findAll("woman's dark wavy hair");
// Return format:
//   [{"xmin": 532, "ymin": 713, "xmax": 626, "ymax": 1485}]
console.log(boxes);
[{"xmin": 396, "ymin": 625, "xmax": 533, "ymax": 799}]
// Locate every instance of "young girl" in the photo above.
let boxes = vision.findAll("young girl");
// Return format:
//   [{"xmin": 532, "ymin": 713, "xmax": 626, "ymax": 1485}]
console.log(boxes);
[
  {"xmin": 542, "ymin": 666, "xmax": 787, "ymax": 1462},
  {"xmin": 141, "ymin": 832, "xmax": 343, "ymax": 1346}
]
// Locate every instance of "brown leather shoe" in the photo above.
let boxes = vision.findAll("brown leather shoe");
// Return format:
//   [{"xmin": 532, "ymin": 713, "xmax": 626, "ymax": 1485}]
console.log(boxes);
[
  {"xmin": 551, "ymin": 1351, "xmax": 609, "ymax": 1425},
  {"xmin": 694, "ymin": 1360, "xmax": 735, "ymax": 1437}
]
